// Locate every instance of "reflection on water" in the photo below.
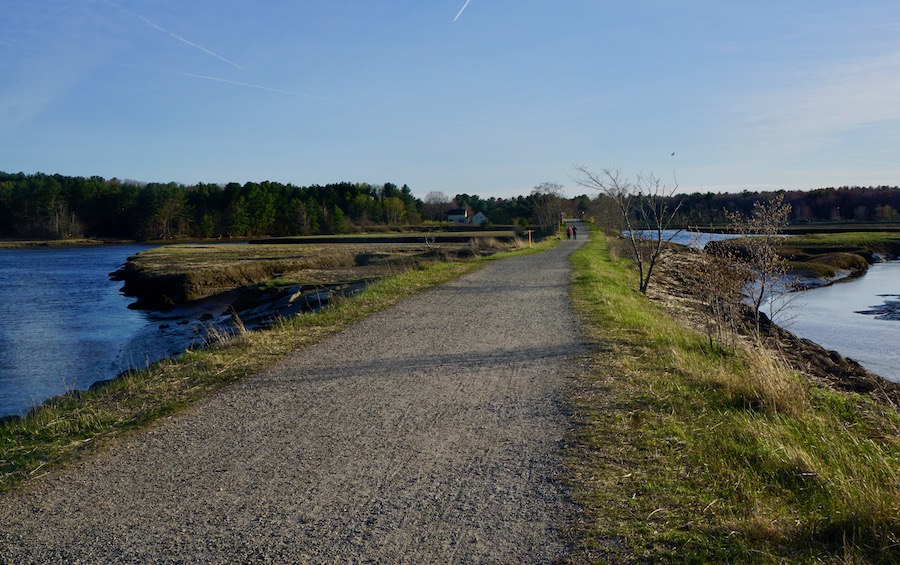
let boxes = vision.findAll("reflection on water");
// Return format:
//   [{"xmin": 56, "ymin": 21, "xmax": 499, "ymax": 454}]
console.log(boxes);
[{"xmin": 790, "ymin": 262, "xmax": 900, "ymax": 383}]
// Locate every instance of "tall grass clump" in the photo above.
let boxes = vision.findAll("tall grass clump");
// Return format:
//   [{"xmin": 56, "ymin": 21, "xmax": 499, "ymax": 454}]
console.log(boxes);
[{"xmin": 565, "ymin": 227, "xmax": 900, "ymax": 563}]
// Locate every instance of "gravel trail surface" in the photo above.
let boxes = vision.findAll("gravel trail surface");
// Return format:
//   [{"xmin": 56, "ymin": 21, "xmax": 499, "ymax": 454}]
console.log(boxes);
[{"xmin": 1, "ymin": 227, "xmax": 588, "ymax": 563}]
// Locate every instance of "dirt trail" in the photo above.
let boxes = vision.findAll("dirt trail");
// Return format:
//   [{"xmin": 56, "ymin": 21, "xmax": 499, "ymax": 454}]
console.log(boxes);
[{"xmin": 0, "ymin": 226, "xmax": 588, "ymax": 563}]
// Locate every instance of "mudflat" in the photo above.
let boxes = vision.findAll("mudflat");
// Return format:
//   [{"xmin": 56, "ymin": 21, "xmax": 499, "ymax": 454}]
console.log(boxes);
[{"xmin": 0, "ymin": 227, "xmax": 587, "ymax": 563}]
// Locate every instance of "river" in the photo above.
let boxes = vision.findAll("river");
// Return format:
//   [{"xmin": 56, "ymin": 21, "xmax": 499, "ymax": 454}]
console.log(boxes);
[{"xmin": 0, "ymin": 244, "xmax": 223, "ymax": 418}]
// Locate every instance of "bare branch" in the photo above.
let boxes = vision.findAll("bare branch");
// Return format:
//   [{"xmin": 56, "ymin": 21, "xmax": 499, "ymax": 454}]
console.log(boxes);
[{"xmin": 573, "ymin": 164, "xmax": 683, "ymax": 293}]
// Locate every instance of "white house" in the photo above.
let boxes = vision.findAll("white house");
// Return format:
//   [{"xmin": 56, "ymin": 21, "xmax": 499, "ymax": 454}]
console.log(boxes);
[{"xmin": 471, "ymin": 212, "xmax": 488, "ymax": 226}]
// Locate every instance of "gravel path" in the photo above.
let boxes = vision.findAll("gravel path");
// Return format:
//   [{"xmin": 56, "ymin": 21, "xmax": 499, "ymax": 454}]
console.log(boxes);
[{"xmin": 0, "ymin": 226, "xmax": 588, "ymax": 563}]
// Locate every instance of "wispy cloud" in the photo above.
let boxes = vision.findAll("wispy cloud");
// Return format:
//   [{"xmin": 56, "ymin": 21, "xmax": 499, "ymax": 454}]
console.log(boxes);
[
  {"xmin": 738, "ymin": 50, "xmax": 900, "ymax": 151},
  {"xmin": 0, "ymin": 47, "xmax": 93, "ymax": 135},
  {"xmin": 453, "ymin": 0, "xmax": 473, "ymax": 23}
]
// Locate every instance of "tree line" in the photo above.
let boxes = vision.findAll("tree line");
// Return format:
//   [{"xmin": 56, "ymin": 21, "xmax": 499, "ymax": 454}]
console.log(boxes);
[
  {"xmin": 671, "ymin": 185, "xmax": 900, "ymax": 226},
  {"xmin": 1, "ymin": 170, "xmax": 608, "ymax": 241},
  {"xmin": 2, "ymin": 170, "xmax": 897, "ymax": 241},
  {"xmin": 0, "ymin": 172, "xmax": 432, "ymax": 240},
  {"xmin": 0, "ymin": 171, "xmax": 587, "ymax": 241}
]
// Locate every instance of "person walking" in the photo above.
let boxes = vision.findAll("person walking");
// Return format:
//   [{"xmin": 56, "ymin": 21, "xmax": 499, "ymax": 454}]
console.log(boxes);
[
  {"xmin": 565, "ymin": 226, "xmax": 572, "ymax": 240},
  {"xmin": 571, "ymin": 226, "xmax": 577, "ymax": 240}
]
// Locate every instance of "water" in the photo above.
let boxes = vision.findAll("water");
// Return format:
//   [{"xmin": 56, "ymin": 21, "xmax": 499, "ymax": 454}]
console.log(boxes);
[
  {"xmin": 789, "ymin": 262, "xmax": 900, "ymax": 383},
  {"xmin": 0, "ymin": 245, "xmax": 219, "ymax": 418}
]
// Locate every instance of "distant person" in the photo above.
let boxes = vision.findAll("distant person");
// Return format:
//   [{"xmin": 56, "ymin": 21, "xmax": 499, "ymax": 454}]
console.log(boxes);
[
  {"xmin": 566, "ymin": 226, "xmax": 572, "ymax": 240},
  {"xmin": 572, "ymin": 226, "xmax": 577, "ymax": 240}
]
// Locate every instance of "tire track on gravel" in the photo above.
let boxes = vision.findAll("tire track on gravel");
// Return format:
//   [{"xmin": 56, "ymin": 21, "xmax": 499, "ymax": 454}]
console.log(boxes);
[{"xmin": 0, "ymin": 225, "xmax": 588, "ymax": 563}]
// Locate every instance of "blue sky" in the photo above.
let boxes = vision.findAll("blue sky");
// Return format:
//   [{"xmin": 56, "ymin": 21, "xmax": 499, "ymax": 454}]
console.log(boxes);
[{"xmin": 2, "ymin": 1, "xmax": 899, "ymax": 199}]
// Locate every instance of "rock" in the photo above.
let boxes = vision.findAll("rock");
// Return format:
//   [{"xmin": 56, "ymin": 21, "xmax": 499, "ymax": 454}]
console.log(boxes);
[
  {"xmin": 89, "ymin": 379, "xmax": 114, "ymax": 391},
  {"xmin": 0, "ymin": 413, "xmax": 22, "ymax": 425}
]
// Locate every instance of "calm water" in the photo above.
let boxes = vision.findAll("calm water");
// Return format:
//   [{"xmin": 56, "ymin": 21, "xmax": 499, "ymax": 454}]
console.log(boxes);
[
  {"xmin": 789, "ymin": 261, "xmax": 900, "ymax": 383},
  {"xmin": 0, "ymin": 245, "xmax": 219, "ymax": 418}
]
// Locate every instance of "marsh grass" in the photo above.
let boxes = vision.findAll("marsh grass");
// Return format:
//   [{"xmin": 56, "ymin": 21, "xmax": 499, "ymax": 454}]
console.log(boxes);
[
  {"xmin": 778, "ymin": 232, "xmax": 900, "ymax": 265},
  {"xmin": 566, "ymin": 227, "xmax": 900, "ymax": 563},
  {"xmin": 0, "ymin": 238, "xmax": 557, "ymax": 491}
]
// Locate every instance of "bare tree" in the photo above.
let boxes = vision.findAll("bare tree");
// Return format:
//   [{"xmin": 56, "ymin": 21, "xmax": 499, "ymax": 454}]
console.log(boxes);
[
  {"xmin": 531, "ymin": 182, "xmax": 565, "ymax": 235},
  {"xmin": 693, "ymin": 245, "xmax": 750, "ymax": 351},
  {"xmin": 725, "ymin": 194, "xmax": 794, "ymax": 336},
  {"xmin": 574, "ymin": 165, "xmax": 684, "ymax": 293},
  {"xmin": 48, "ymin": 201, "xmax": 83, "ymax": 239},
  {"xmin": 588, "ymin": 193, "xmax": 623, "ymax": 236},
  {"xmin": 422, "ymin": 191, "xmax": 451, "ymax": 222}
]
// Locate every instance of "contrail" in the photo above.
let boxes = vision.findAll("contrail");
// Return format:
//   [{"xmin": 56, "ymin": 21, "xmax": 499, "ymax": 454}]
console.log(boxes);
[
  {"xmin": 453, "ymin": 0, "xmax": 473, "ymax": 22},
  {"xmin": 2, "ymin": 33, "xmax": 321, "ymax": 100},
  {"xmin": 171, "ymin": 71, "xmax": 329, "ymax": 100},
  {"xmin": 99, "ymin": 0, "xmax": 242, "ymax": 69},
  {"xmin": 137, "ymin": 15, "xmax": 243, "ymax": 70},
  {"xmin": 126, "ymin": 61, "xmax": 328, "ymax": 99}
]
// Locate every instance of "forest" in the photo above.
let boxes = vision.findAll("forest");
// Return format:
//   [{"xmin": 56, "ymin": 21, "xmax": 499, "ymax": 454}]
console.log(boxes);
[{"xmin": 1, "ymin": 170, "xmax": 898, "ymax": 241}]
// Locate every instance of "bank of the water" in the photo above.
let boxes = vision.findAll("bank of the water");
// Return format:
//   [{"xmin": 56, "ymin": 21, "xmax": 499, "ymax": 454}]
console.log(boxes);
[
  {"xmin": 0, "ymin": 237, "xmax": 530, "ymax": 420},
  {"xmin": 662, "ymin": 230, "xmax": 900, "ymax": 383},
  {"xmin": 790, "ymin": 261, "xmax": 900, "ymax": 383}
]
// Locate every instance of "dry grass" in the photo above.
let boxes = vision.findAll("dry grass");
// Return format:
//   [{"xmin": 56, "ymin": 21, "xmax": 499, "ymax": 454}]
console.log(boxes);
[{"xmin": 121, "ymin": 240, "xmax": 523, "ymax": 305}]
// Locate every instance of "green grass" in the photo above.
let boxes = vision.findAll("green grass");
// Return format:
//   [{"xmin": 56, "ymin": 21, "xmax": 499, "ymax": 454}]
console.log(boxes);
[
  {"xmin": 779, "ymin": 231, "xmax": 900, "ymax": 258},
  {"xmin": 0, "ymin": 237, "xmax": 557, "ymax": 491},
  {"xmin": 565, "ymin": 227, "xmax": 900, "ymax": 563},
  {"xmin": 778, "ymin": 232, "xmax": 900, "ymax": 283}
]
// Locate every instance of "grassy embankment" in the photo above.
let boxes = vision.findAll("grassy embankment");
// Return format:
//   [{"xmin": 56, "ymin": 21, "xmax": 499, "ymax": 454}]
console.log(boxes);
[
  {"xmin": 777, "ymin": 231, "xmax": 900, "ymax": 281},
  {"xmin": 0, "ymin": 237, "xmax": 545, "ymax": 491},
  {"xmin": 565, "ymin": 228, "xmax": 900, "ymax": 562}
]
